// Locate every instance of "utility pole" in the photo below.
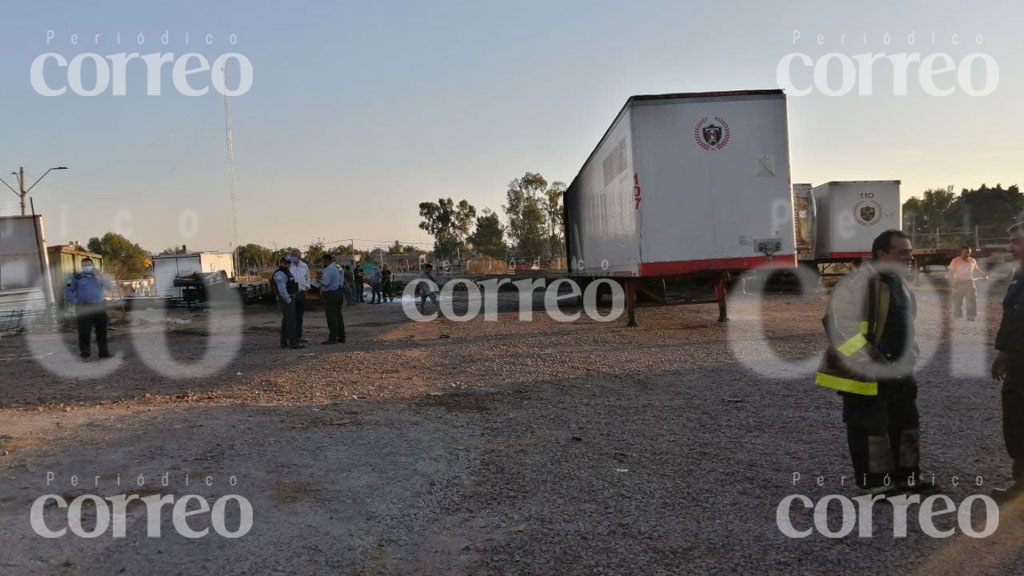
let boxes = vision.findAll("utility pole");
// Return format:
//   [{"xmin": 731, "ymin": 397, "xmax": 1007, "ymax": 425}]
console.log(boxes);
[
  {"xmin": 17, "ymin": 167, "xmax": 24, "ymax": 215},
  {"xmin": 0, "ymin": 166, "xmax": 67, "ymax": 215},
  {"xmin": 223, "ymin": 65, "xmax": 240, "ymax": 276}
]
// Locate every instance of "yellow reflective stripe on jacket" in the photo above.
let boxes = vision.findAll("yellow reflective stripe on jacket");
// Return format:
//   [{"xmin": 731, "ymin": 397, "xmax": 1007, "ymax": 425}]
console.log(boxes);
[
  {"xmin": 815, "ymin": 372, "xmax": 878, "ymax": 396},
  {"xmin": 837, "ymin": 333, "xmax": 869, "ymax": 357},
  {"xmin": 859, "ymin": 321, "xmax": 869, "ymax": 334}
]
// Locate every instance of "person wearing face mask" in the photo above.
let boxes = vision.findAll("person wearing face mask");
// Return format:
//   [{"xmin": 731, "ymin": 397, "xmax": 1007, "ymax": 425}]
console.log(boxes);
[
  {"xmin": 815, "ymin": 230, "xmax": 937, "ymax": 496},
  {"xmin": 288, "ymin": 248, "xmax": 312, "ymax": 343},
  {"xmin": 272, "ymin": 256, "xmax": 303, "ymax": 349},
  {"xmin": 64, "ymin": 257, "xmax": 114, "ymax": 359}
]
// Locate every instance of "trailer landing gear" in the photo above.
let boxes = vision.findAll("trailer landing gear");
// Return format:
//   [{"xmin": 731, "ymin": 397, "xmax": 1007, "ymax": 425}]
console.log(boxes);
[
  {"xmin": 626, "ymin": 279, "xmax": 637, "ymax": 328},
  {"xmin": 715, "ymin": 272, "xmax": 730, "ymax": 323}
]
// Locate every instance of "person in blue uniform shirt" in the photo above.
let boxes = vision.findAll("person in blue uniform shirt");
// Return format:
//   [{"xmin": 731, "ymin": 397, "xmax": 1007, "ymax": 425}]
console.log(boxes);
[
  {"xmin": 319, "ymin": 254, "xmax": 346, "ymax": 344},
  {"xmin": 64, "ymin": 257, "xmax": 114, "ymax": 359}
]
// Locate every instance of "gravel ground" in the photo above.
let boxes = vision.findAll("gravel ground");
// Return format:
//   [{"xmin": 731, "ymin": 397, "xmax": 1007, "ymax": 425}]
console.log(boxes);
[{"xmin": 1, "ymin": 276, "xmax": 1022, "ymax": 575}]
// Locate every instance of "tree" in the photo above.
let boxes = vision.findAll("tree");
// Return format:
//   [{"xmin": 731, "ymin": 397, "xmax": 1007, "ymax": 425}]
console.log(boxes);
[
  {"xmin": 545, "ymin": 181, "xmax": 566, "ymax": 256},
  {"xmin": 86, "ymin": 232, "xmax": 150, "ymax": 279},
  {"xmin": 304, "ymin": 242, "xmax": 327, "ymax": 264},
  {"xmin": 504, "ymin": 172, "xmax": 549, "ymax": 257},
  {"xmin": 903, "ymin": 186, "xmax": 958, "ymax": 247},
  {"xmin": 418, "ymin": 198, "xmax": 476, "ymax": 258},
  {"xmin": 387, "ymin": 241, "xmax": 419, "ymax": 254},
  {"xmin": 468, "ymin": 209, "xmax": 507, "ymax": 257},
  {"xmin": 236, "ymin": 243, "xmax": 275, "ymax": 270},
  {"xmin": 952, "ymin": 184, "xmax": 1024, "ymax": 241},
  {"xmin": 902, "ymin": 186, "xmax": 956, "ymax": 232}
]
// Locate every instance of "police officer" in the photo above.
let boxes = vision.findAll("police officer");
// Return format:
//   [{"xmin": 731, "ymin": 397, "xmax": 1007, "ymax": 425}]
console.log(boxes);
[
  {"xmin": 273, "ymin": 257, "xmax": 303, "ymax": 349},
  {"xmin": 64, "ymin": 257, "xmax": 114, "ymax": 359},
  {"xmin": 816, "ymin": 230, "xmax": 938, "ymax": 495},
  {"xmin": 319, "ymin": 254, "xmax": 345, "ymax": 344},
  {"xmin": 992, "ymin": 222, "xmax": 1024, "ymax": 501}
]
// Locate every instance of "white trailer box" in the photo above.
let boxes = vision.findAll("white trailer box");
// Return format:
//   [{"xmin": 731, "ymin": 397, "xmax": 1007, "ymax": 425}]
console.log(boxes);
[
  {"xmin": 152, "ymin": 252, "xmax": 236, "ymax": 298},
  {"xmin": 0, "ymin": 215, "xmax": 55, "ymax": 314},
  {"xmin": 565, "ymin": 90, "xmax": 796, "ymax": 277},
  {"xmin": 812, "ymin": 181, "xmax": 901, "ymax": 260}
]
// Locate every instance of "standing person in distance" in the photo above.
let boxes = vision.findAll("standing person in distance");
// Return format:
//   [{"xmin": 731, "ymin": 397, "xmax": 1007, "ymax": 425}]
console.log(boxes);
[
  {"xmin": 382, "ymin": 265, "xmax": 394, "ymax": 302},
  {"xmin": 417, "ymin": 263, "xmax": 439, "ymax": 310},
  {"xmin": 64, "ymin": 257, "xmax": 114, "ymax": 359},
  {"xmin": 354, "ymin": 264, "xmax": 365, "ymax": 303},
  {"xmin": 288, "ymin": 248, "xmax": 312, "ymax": 343},
  {"xmin": 342, "ymin": 264, "xmax": 356, "ymax": 304},
  {"xmin": 949, "ymin": 245, "xmax": 987, "ymax": 321},
  {"xmin": 273, "ymin": 257, "xmax": 303, "ymax": 349},
  {"xmin": 319, "ymin": 254, "xmax": 346, "ymax": 345},
  {"xmin": 370, "ymin": 261, "xmax": 383, "ymax": 304}
]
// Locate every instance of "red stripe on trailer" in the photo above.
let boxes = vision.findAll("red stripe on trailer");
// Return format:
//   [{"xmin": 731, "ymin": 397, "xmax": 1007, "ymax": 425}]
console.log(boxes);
[
  {"xmin": 637, "ymin": 254, "xmax": 797, "ymax": 276},
  {"xmin": 828, "ymin": 252, "xmax": 871, "ymax": 259}
]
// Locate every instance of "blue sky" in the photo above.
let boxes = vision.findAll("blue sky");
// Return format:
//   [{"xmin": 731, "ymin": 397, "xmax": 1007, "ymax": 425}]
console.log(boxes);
[{"xmin": 1, "ymin": 0, "xmax": 1021, "ymax": 253}]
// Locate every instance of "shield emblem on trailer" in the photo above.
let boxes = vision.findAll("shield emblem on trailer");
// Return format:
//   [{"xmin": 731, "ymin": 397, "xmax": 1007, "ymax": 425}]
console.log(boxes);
[
  {"xmin": 702, "ymin": 124, "xmax": 722, "ymax": 146},
  {"xmin": 694, "ymin": 116, "xmax": 730, "ymax": 151},
  {"xmin": 860, "ymin": 205, "xmax": 876, "ymax": 222}
]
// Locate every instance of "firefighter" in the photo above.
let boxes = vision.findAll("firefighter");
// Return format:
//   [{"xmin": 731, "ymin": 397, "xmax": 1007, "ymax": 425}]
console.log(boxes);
[
  {"xmin": 272, "ymin": 257, "xmax": 303, "ymax": 349},
  {"xmin": 991, "ymin": 222, "xmax": 1024, "ymax": 501},
  {"xmin": 816, "ymin": 229, "xmax": 938, "ymax": 495}
]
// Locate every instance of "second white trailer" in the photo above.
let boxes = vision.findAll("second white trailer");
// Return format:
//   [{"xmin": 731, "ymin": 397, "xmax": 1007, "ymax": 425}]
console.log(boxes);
[{"xmin": 812, "ymin": 181, "xmax": 901, "ymax": 260}]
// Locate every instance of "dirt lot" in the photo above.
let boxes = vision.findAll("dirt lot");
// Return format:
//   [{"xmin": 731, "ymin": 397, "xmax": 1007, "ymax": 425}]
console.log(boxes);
[{"xmin": 1, "ymin": 277, "xmax": 1022, "ymax": 575}]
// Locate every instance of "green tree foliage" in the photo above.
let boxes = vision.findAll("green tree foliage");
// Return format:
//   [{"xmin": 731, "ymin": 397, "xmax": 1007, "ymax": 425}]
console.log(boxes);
[
  {"xmin": 303, "ymin": 242, "xmax": 327, "ymax": 264},
  {"xmin": 902, "ymin": 186, "xmax": 957, "ymax": 235},
  {"xmin": 235, "ymin": 243, "xmax": 275, "ymax": 270},
  {"xmin": 903, "ymin": 184, "xmax": 1024, "ymax": 246},
  {"xmin": 545, "ymin": 181, "xmax": 566, "ymax": 256},
  {"xmin": 418, "ymin": 198, "xmax": 476, "ymax": 258},
  {"xmin": 953, "ymin": 184, "xmax": 1024, "ymax": 240},
  {"xmin": 504, "ymin": 172, "xmax": 549, "ymax": 257},
  {"xmin": 468, "ymin": 209, "xmax": 507, "ymax": 257},
  {"xmin": 387, "ymin": 241, "xmax": 419, "ymax": 254},
  {"xmin": 85, "ymin": 232, "xmax": 150, "ymax": 279}
]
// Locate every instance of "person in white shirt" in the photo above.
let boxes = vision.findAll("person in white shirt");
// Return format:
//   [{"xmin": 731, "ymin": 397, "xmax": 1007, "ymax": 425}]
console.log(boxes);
[
  {"xmin": 949, "ymin": 245, "xmax": 987, "ymax": 321},
  {"xmin": 289, "ymin": 248, "xmax": 313, "ymax": 341}
]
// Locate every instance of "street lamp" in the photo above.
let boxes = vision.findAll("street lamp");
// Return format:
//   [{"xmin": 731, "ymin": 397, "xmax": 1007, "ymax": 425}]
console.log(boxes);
[{"xmin": 0, "ymin": 166, "xmax": 68, "ymax": 215}]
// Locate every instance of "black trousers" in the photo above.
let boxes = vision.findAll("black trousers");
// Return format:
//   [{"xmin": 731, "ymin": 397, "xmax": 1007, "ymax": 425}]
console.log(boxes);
[
  {"xmin": 842, "ymin": 378, "xmax": 921, "ymax": 488},
  {"xmin": 323, "ymin": 290, "xmax": 345, "ymax": 343},
  {"xmin": 1003, "ymin": 358, "xmax": 1024, "ymax": 481},
  {"xmin": 76, "ymin": 308, "xmax": 109, "ymax": 356},
  {"xmin": 278, "ymin": 298, "xmax": 298, "ymax": 347},
  {"xmin": 294, "ymin": 291, "xmax": 307, "ymax": 339}
]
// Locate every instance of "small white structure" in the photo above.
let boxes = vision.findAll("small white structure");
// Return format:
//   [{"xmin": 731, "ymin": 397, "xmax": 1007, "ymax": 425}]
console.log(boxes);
[
  {"xmin": 152, "ymin": 252, "xmax": 236, "ymax": 298},
  {"xmin": 0, "ymin": 215, "xmax": 56, "ymax": 322}
]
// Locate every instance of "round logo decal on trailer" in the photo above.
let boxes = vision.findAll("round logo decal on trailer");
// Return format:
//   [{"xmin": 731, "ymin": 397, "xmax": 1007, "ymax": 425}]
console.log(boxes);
[
  {"xmin": 854, "ymin": 200, "xmax": 882, "ymax": 226},
  {"xmin": 694, "ymin": 116, "xmax": 731, "ymax": 151}
]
